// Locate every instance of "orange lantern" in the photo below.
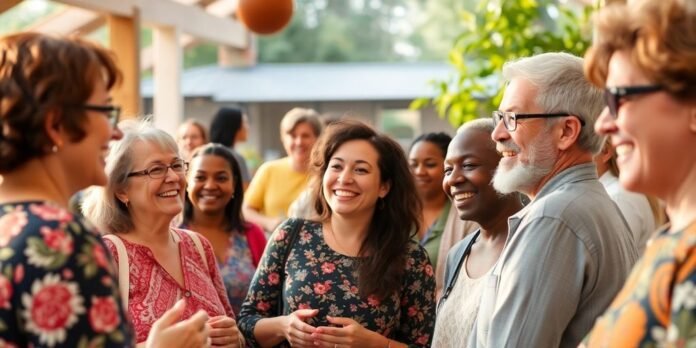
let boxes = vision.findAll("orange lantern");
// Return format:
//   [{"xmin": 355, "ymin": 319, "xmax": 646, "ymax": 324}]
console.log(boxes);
[{"xmin": 237, "ymin": 0, "xmax": 294, "ymax": 35}]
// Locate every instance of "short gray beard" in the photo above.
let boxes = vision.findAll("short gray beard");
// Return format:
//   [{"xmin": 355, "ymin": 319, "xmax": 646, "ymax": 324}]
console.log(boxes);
[{"xmin": 492, "ymin": 131, "xmax": 558, "ymax": 195}]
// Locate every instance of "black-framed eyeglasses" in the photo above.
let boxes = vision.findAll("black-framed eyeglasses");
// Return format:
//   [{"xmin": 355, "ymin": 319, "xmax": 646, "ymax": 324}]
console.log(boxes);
[
  {"xmin": 492, "ymin": 111, "xmax": 585, "ymax": 132},
  {"xmin": 127, "ymin": 159, "xmax": 189, "ymax": 179},
  {"xmin": 81, "ymin": 104, "xmax": 121, "ymax": 128},
  {"xmin": 604, "ymin": 85, "xmax": 662, "ymax": 118}
]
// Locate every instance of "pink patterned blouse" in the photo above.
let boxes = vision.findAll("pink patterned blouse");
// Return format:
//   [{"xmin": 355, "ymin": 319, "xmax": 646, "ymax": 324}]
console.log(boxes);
[{"xmin": 103, "ymin": 228, "xmax": 233, "ymax": 343}]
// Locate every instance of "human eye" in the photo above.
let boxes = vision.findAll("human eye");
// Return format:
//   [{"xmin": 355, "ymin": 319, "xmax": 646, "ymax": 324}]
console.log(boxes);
[
  {"xmin": 148, "ymin": 165, "xmax": 166, "ymax": 177},
  {"xmin": 443, "ymin": 165, "xmax": 453, "ymax": 175},
  {"xmin": 463, "ymin": 162, "xmax": 479, "ymax": 170},
  {"xmin": 216, "ymin": 175, "xmax": 230, "ymax": 182},
  {"xmin": 194, "ymin": 175, "xmax": 206, "ymax": 181}
]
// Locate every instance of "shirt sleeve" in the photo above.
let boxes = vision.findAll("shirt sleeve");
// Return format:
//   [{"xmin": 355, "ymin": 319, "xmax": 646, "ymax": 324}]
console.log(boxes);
[
  {"xmin": 0, "ymin": 212, "xmax": 134, "ymax": 347},
  {"xmin": 670, "ymin": 246, "xmax": 696, "ymax": 344},
  {"xmin": 395, "ymin": 244, "xmax": 437, "ymax": 347},
  {"xmin": 237, "ymin": 218, "xmax": 297, "ymax": 346},
  {"xmin": 244, "ymin": 162, "xmax": 271, "ymax": 212},
  {"xmin": 485, "ymin": 217, "xmax": 589, "ymax": 348}
]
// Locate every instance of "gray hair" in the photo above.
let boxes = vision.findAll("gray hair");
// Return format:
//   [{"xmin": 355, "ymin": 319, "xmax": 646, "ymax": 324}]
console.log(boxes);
[
  {"xmin": 279, "ymin": 107, "xmax": 323, "ymax": 138},
  {"xmin": 502, "ymin": 52, "xmax": 605, "ymax": 154},
  {"xmin": 82, "ymin": 118, "xmax": 180, "ymax": 234}
]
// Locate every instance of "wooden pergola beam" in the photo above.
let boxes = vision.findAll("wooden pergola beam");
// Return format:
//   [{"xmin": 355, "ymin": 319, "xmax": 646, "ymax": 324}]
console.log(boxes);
[
  {"xmin": 55, "ymin": 0, "xmax": 247, "ymax": 48},
  {"xmin": 108, "ymin": 11, "xmax": 141, "ymax": 119},
  {"xmin": 0, "ymin": 0, "xmax": 21, "ymax": 14}
]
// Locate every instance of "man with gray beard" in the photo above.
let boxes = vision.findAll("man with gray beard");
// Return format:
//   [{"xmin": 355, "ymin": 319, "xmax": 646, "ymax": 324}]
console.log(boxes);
[{"xmin": 467, "ymin": 53, "xmax": 638, "ymax": 348}]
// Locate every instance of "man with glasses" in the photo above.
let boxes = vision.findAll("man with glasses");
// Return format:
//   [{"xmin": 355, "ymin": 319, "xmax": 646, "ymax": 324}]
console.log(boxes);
[{"xmin": 467, "ymin": 53, "xmax": 638, "ymax": 348}]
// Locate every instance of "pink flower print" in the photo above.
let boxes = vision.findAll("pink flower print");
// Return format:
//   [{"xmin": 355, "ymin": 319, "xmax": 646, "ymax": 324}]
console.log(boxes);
[
  {"xmin": 424, "ymin": 264, "xmax": 434, "ymax": 277},
  {"xmin": 14, "ymin": 264, "xmax": 24, "ymax": 283},
  {"xmin": 321, "ymin": 262, "xmax": 336, "ymax": 274},
  {"xmin": 298, "ymin": 303, "xmax": 311, "ymax": 310},
  {"xmin": 29, "ymin": 203, "xmax": 72, "ymax": 223},
  {"xmin": 256, "ymin": 301, "xmax": 271, "ymax": 312},
  {"xmin": 407, "ymin": 306, "xmax": 418, "ymax": 317},
  {"xmin": 313, "ymin": 281, "xmax": 332, "ymax": 295},
  {"xmin": 89, "ymin": 296, "xmax": 120, "ymax": 333},
  {"xmin": 40, "ymin": 227, "xmax": 73, "ymax": 254},
  {"xmin": 416, "ymin": 335, "xmax": 429, "ymax": 345},
  {"xmin": 367, "ymin": 294, "xmax": 381, "ymax": 307},
  {"xmin": 0, "ymin": 274, "xmax": 12, "ymax": 309},
  {"xmin": 0, "ymin": 208, "xmax": 28, "ymax": 247},
  {"xmin": 274, "ymin": 230, "xmax": 287, "ymax": 241},
  {"xmin": 93, "ymin": 244, "xmax": 109, "ymax": 269},
  {"xmin": 268, "ymin": 272, "xmax": 280, "ymax": 285}
]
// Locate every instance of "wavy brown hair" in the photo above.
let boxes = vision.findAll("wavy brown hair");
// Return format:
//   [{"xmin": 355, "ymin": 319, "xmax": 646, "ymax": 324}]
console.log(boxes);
[
  {"xmin": 584, "ymin": 0, "xmax": 696, "ymax": 102},
  {"xmin": 310, "ymin": 119, "xmax": 421, "ymax": 299},
  {"xmin": 0, "ymin": 32, "xmax": 121, "ymax": 173}
]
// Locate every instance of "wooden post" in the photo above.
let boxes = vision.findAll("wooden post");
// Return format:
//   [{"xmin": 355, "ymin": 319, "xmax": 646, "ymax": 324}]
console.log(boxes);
[
  {"xmin": 152, "ymin": 25, "xmax": 182, "ymax": 136},
  {"xmin": 107, "ymin": 9, "xmax": 141, "ymax": 119}
]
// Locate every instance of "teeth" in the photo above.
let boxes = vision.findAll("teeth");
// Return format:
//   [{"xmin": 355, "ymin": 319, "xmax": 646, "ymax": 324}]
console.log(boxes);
[
  {"xmin": 502, "ymin": 151, "xmax": 516, "ymax": 157},
  {"xmin": 454, "ymin": 192, "xmax": 475, "ymax": 200},
  {"xmin": 158, "ymin": 190, "xmax": 178, "ymax": 197},
  {"xmin": 615, "ymin": 144, "xmax": 633, "ymax": 157},
  {"xmin": 334, "ymin": 190, "xmax": 357, "ymax": 197}
]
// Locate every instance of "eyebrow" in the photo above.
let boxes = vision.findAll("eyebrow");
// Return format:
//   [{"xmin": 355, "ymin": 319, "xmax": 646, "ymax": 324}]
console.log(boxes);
[
  {"xmin": 331, "ymin": 157, "xmax": 373, "ymax": 167},
  {"xmin": 444, "ymin": 154, "xmax": 477, "ymax": 163}
]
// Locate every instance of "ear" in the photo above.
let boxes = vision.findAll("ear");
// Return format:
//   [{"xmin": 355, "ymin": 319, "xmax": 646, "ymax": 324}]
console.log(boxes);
[
  {"xmin": 115, "ymin": 190, "xmax": 129, "ymax": 206},
  {"xmin": 43, "ymin": 108, "xmax": 65, "ymax": 150},
  {"xmin": 556, "ymin": 116, "xmax": 583, "ymax": 151},
  {"xmin": 379, "ymin": 180, "xmax": 391, "ymax": 199}
]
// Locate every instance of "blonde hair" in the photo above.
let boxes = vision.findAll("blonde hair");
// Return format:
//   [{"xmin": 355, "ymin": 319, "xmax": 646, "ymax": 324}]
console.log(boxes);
[{"xmin": 279, "ymin": 107, "xmax": 322, "ymax": 138}]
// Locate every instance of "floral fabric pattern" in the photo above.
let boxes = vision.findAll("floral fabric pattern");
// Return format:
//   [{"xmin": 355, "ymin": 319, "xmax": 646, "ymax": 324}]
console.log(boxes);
[
  {"xmin": 219, "ymin": 233, "xmax": 256, "ymax": 316},
  {"xmin": 238, "ymin": 219, "xmax": 436, "ymax": 347},
  {"xmin": 102, "ymin": 228, "xmax": 233, "ymax": 343},
  {"xmin": 584, "ymin": 222, "xmax": 696, "ymax": 347},
  {"xmin": 0, "ymin": 201, "xmax": 134, "ymax": 347}
]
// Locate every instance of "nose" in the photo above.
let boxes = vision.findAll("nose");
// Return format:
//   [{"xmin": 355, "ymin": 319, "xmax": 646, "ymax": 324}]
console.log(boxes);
[
  {"xmin": 442, "ymin": 167, "xmax": 464, "ymax": 197},
  {"xmin": 111, "ymin": 126, "xmax": 124, "ymax": 140},
  {"xmin": 491, "ymin": 119, "xmax": 510, "ymax": 143},
  {"xmin": 163, "ymin": 166, "xmax": 180, "ymax": 182},
  {"xmin": 594, "ymin": 107, "xmax": 618, "ymax": 136},
  {"xmin": 338, "ymin": 169, "xmax": 353, "ymax": 184},
  {"xmin": 414, "ymin": 164, "xmax": 427, "ymax": 176}
]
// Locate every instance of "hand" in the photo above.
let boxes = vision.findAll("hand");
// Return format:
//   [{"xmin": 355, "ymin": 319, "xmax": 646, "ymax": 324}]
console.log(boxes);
[
  {"xmin": 146, "ymin": 299, "xmax": 211, "ymax": 348},
  {"xmin": 311, "ymin": 316, "xmax": 387, "ymax": 348},
  {"xmin": 208, "ymin": 315, "xmax": 244, "ymax": 347},
  {"xmin": 284, "ymin": 309, "xmax": 319, "ymax": 348}
]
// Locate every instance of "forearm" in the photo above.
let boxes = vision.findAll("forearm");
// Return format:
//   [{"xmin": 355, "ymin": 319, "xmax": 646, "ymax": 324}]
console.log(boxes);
[
  {"xmin": 243, "ymin": 205, "xmax": 280, "ymax": 231},
  {"xmin": 252, "ymin": 316, "xmax": 289, "ymax": 347}
]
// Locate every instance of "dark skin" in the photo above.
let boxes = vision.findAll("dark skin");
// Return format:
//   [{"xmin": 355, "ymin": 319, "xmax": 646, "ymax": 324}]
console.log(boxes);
[{"xmin": 443, "ymin": 128, "xmax": 524, "ymax": 278}]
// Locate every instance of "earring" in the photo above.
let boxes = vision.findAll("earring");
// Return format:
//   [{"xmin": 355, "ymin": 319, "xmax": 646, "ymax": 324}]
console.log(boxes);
[
  {"xmin": 51, "ymin": 145, "xmax": 59, "ymax": 153},
  {"xmin": 378, "ymin": 197, "xmax": 385, "ymax": 210}
]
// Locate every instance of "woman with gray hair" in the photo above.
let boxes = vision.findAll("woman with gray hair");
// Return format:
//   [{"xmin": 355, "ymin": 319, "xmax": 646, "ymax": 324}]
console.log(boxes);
[{"xmin": 82, "ymin": 119, "xmax": 244, "ymax": 347}]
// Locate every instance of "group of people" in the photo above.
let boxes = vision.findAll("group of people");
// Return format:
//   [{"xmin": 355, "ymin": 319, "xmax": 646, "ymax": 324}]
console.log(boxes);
[{"xmin": 1, "ymin": 0, "xmax": 694, "ymax": 346}]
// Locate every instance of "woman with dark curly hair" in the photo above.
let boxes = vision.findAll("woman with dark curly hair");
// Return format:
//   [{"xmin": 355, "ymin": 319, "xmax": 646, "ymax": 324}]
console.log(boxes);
[
  {"xmin": 582, "ymin": 0, "xmax": 696, "ymax": 346},
  {"xmin": 238, "ymin": 120, "xmax": 436, "ymax": 348}
]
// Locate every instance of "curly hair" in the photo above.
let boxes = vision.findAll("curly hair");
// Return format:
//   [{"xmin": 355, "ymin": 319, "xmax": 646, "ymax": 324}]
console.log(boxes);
[
  {"xmin": 182, "ymin": 143, "xmax": 247, "ymax": 233},
  {"xmin": 0, "ymin": 32, "xmax": 121, "ymax": 173},
  {"xmin": 584, "ymin": 0, "xmax": 696, "ymax": 101},
  {"xmin": 310, "ymin": 119, "xmax": 421, "ymax": 299}
]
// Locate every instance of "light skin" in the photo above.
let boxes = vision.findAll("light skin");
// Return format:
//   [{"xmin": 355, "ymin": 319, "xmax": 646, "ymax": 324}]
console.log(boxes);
[
  {"xmin": 594, "ymin": 50, "xmax": 696, "ymax": 231},
  {"xmin": 234, "ymin": 114, "xmax": 250, "ymax": 145},
  {"xmin": 492, "ymin": 77, "xmax": 590, "ymax": 200},
  {"xmin": 243, "ymin": 121, "xmax": 319, "ymax": 231},
  {"xmin": 187, "ymin": 154, "xmax": 236, "ymax": 263},
  {"xmin": 409, "ymin": 140, "xmax": 448, "ymax": 239},
  {"xmin": 116, "ymin": 142, "xmax": 242, "ymax": 347},
  {"xmin": 442, "ymin": 128, "xmax": 522, "ymax": 279},
  {"xmin": 177, "ymin": 122, "xmax": 206, "ymax": 159},
  {"xmin": 0, "ymin": 78, "xmax": 211, "ymax": 348}
]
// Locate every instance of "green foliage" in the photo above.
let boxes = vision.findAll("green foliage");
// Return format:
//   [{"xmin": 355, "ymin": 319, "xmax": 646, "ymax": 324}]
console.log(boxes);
[{"xmin": 411, "ymin": 0, "xmax": 594, "ymax": 127}]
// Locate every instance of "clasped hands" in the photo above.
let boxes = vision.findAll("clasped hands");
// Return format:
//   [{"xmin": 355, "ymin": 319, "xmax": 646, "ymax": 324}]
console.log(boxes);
[{"xmin": 284, "ymin": 309, "xmax": 388, "ymax": 348}]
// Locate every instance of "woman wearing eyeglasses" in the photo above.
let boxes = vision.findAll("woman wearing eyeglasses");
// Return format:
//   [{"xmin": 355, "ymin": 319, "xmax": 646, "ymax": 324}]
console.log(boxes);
[
  {"xmin": 82, "ymin": 120, "xmax": 244, "ymax": 347},
  {"xmin": 581, "ymin": 0, "xmax": 696, "ymax": 346},
  {"xmin": 0, "ymin": 33, "xmax": 210, "ymax": 347}
]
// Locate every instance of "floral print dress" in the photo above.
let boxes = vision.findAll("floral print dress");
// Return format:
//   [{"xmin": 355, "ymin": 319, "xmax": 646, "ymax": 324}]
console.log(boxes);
[
  {"xmin": 0, "ymin": 201, "xmax": 134, "ymax": 347},
  {"xmin": 238, "ymin": 219, "xmax": 436, "ymax": 347},
  {"xmin": 583, "ymin": 221, "xmax": 696, "ymax": 347}
]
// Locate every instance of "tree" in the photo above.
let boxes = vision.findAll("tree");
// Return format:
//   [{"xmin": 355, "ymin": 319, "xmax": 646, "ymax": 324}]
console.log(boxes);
[{"xmin": 411, "ymin": 0, "xmax": 594, "ymax": 127}]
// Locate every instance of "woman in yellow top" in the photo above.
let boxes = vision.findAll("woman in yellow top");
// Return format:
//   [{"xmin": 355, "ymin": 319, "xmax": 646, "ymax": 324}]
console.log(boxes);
[{"xmin": 243, "ymin": 108, "xmax": 323, "ymax": 232}]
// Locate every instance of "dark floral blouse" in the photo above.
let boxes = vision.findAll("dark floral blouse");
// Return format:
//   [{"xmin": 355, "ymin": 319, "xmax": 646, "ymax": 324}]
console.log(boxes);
[
  {"xmin": 0, "ymin": 201, "xmax": 135, "ymax": 347},
  {"xmin": 238, "ymin": 219, "xmax": 436, "ymax": 347}
]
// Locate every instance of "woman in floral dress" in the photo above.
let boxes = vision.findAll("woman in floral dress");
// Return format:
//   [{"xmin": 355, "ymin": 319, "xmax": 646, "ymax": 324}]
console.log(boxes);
[
  {"xmin": 82, "ymin": 120, "xmax": 244, "ymax": 347},
  {"xmin": 238, "ymin": 120, "xmax": 436, "ymax": 348},
  {"xmin": 0, "ymin": 33, "xmax": 209, "ymax": 347},
  {"xmin": 581, "ymin": 0, "xmax": 696, "ymax": 345},
  {"xmin": 181, "ymin": 143, "xmax": 267, "ymax": 315}
]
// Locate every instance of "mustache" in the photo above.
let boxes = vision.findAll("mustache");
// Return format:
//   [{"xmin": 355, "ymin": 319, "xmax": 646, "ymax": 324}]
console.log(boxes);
[{"xmin": 496, "ymin": 140, "xmax": 521, "ymax": 153}]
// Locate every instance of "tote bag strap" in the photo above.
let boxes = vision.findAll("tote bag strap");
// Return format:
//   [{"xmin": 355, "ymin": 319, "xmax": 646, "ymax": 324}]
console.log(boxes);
[{"xmin": 102, "ymin": 234, "xmax": 130, "ymax": 308}]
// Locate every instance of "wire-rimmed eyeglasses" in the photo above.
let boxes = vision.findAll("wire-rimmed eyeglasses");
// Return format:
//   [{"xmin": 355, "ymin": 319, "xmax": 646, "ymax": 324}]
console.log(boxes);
[{"xmin": 127, "ymin": 159, "xmax": 189, "ymax": 179}]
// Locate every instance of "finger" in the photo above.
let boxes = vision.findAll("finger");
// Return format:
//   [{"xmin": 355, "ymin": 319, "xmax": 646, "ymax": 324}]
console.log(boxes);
[
  {"xmin": 291, "ymin": 319, "xmax": 317, "ymax": 334},
  {"xmin": 326, "ymin": 316, "xmax": 354, "ymax": 327},
  {"xmin": 209, "ymin": 327, "xmax": 236, "ymax": 338},
  {"xmin": 310, "ymin": 331, "xmax": 343, "ymax": 346},
  {"xmin": 154, "ymin": 299, "xmax": 186, "ymax": 328},
  {"xmin": 209, "ymin": 317, "xmax": 236, "ymax": 329},
  {"xmin": 289, "ymin": 328, "xmax": 315, "ymax": 346},
  {"xmin": 210, "ymin": 334, "xmax": 234, "ymax": 345},
  {"xmin": 294, "ymin": 308, "xmax": 320, "ymax": 319},
  {"xmin": 314, "ymin": 326, "xmax": 346, "ymax": 337}
]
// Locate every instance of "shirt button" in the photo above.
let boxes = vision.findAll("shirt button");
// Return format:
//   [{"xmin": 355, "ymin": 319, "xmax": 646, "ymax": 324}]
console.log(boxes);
[{"xmin": 184, "ymin": 291, "xmax": 191, "ymax": 297}]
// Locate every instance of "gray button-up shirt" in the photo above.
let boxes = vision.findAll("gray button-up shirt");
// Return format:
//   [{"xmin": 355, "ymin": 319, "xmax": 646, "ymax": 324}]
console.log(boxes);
[{"xmin": 468, "ymin": 163, "xmax": 639, "ymax": 348}]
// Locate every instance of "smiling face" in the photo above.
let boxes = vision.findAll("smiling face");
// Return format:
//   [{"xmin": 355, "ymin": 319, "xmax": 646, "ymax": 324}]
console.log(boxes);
[
  {"xmin": 409, "ymin": 140, "xmax": 447, "ymax": 200},
  {"xmin": 322, "ymin": 139, "xmax": 390, "ymax": 220},
  {"xmin": 177, "ymin": 122, "xmax": 205, "ymax": 157},
  {"xmin": 491, "ymin": 78, "xmax": 559, "ymax": 195},
  {"xmin": 282, "ymin": 121, "xmax": 318, "ymax": 167},
  {"xmin": 60, "ymin": 78, "xmax": 121, "ymax": 189},
  {"xmin": 120, "ymin": 141, "xmax": 186, "ymax": 219},
  {"xmin": 443, "ymin": 128, "xmax": 503, "ymax": 223},
  {"xmin": 187, "ymin": 154, "xmax": 234, "ymax": 215},
  {"xmin": 595, "ymin": 50, "xmax": 694, "ymax": 198}
]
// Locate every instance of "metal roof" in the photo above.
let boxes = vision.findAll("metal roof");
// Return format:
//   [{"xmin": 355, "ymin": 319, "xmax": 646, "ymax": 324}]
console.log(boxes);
[{"xmin": 141, "ymin": 62, "xmax": 454, "ymax": 102}]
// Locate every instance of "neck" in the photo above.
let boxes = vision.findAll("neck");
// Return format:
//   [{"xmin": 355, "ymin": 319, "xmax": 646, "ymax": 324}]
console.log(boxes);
[
  {"xmin": 664, "ymin": 168, "xmax": 696, "ymax": 231},
  {"xmin": 477, "ymin": 195, "xmax": 524, "ymax": 242},
  {"xmin": 291, "ymin": 158, "xmax": 308, "ymax": 172},
  {"xmin": 0, "ymin": 158, "xmax": 73, "ymax": 207},
  {"xmin": 127, "ymin": 211, "xmax": 175, "ymax": 245},
  {"xmin": 421, "ymin": 192, "xmax": 448, "ymax": 210},
  {"xmin": 528, "ymin": 151, "xmax": 592, "ymax": 200},
  {"xmin": 329, "ymin": 212, "xmax": 372, "ymax": 246},
  {"xmin": 190, "ymin": 210, "xmax": 227, "ymax": 230}
]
